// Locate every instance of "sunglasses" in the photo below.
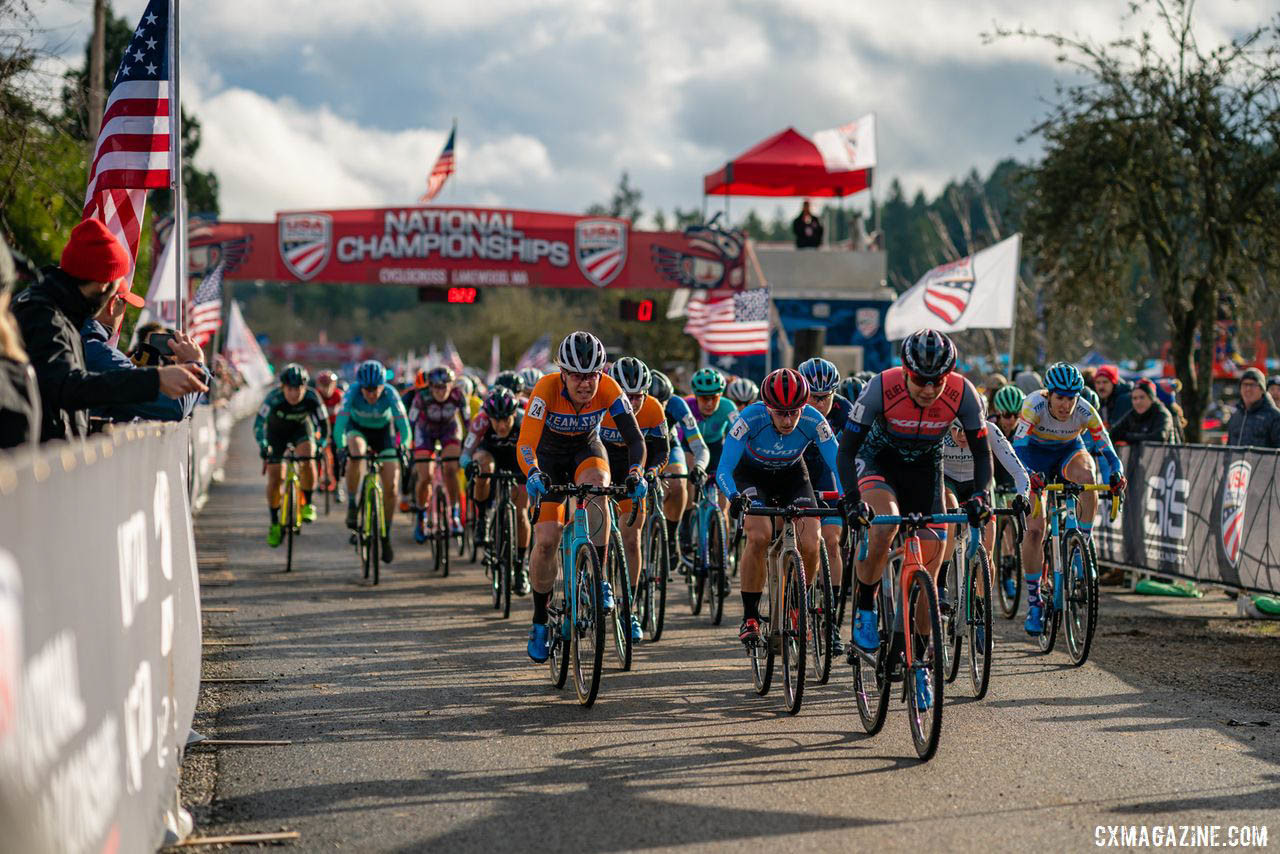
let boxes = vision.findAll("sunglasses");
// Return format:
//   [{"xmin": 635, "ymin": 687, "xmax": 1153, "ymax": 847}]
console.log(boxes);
[
  {"xmin": 809, "ymin": 392, "xmax": 833, "ymax": 402},
  {"xmin": 907, "ymin": 371, "xmax": 947, "ymax": 388},
  {"xmin": 565, "ymin": 370, "xmax": 600, "ymax": 382},
  {"xmin": 768, "ymin": 407, "xmax": 801, "ymax": 418},
  {"xmin": 995, "ymin": 412, "xmax": 1019, "ymax": 419}
]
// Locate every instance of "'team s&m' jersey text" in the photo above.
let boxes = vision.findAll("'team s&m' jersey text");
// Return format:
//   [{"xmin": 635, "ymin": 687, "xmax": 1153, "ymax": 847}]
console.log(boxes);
[
  {"xmin": 685, "ymin": 394, "xmax": 738, "ymax": 444},
  {"xmin": 601, "ymin": 394, "xmax": 670, "ymax": 471},
  {"xmin": 716, "ymin": 402, "xmax": 842, "ymax": 497},
  {"xmin": 943, "ymin": 418, "xmax": 1030, "ymax": 495},
  {"xmin": 1012, "ymin": 390, "xmax": 1122, "ymax": 477},
  {"xmin": 517, "ymin": 372, "xmax": 645, "ymax": 475},
  {"xmin": 664, "ymin": 395, "xmax": 710, "ymax": 470},
  {"xmin": 332, "ymin": 383, "xmax": 412, "ymax": 448}
]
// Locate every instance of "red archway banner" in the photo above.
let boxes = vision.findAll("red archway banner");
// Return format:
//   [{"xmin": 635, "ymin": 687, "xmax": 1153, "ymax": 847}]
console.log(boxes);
[{"xmin": 189, "ymin": 206, "xmax": 747, "ymax": 290}]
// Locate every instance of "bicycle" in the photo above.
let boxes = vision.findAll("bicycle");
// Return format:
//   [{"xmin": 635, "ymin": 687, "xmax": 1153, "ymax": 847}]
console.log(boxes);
[
  {"xmin": 993, "ymin": 489, "xmax": 1025, "ymax": 619},
  {"xmin": 851, "ymin": 509, "xmax": 967, "ymax": 761},
  {"xmin": 317, "ymin": 445, "xmax": 334, "ymax": 517},
  {"xmin": 735, "ymin": 499, "xmax": 830, "ymax": 715},
  {"xmin": 635, "ymin": 474, "xmax": 670, "ymax": 643},
  {"xmin": 604, "ymin": 498, "xmax": 637, "ymax": 671},
  {"xmin": 346, "ymin": 449, "xmax": 397, "ymax": 585},
  {"xmin": 536, "ymin": 482, "xmax": 635, "ymax": 707},
  {"xmin": 807, "ymin": 490, "xmax": 841, "ymax": 686},
  {"xmin": 476, "ymin": 470, "xmax": 522, "ymax": 619},
  {"xmin": 674, "ymin": 474, "xmax": 730, "ymax": 624},
  {"xmin": 268, "ymin": 449, "xmax": 317, "ymax": 573},
  {"xmin": 412, "ymin": 447, "xmax": 461, "ymax": 577},
  {"xmin": 1033, "ymin": 481, "xmax": 1121, "ymax": 665}
]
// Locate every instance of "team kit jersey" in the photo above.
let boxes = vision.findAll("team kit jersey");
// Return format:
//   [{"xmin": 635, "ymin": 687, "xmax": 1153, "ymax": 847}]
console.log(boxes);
[
  {"xmin": 1013, "ymin": 390, "xmax": 1122, "ymax": 480},
  {"xmin": 943, "ymin": 417, "xmax": 1030, "ymax": 500},
  {"xmin": 803, "ymin": 393, "xmax": 853, "ymax": 494},
  {"xmin": 716, "ymin": 402, "xmax": 842, "ymax": 507},
  {"xmin": 601, "ymin": 394, "xmax": 670, "ymax": 477},
  {"xmin": 461, "ymin": 409, "xmax": 525, "ymax": 482},
  {"xmin": 254, "ymin": 387, "xmax": 330, "ymax": 455},
  {"xmin": 408, "ymin": 386, "xmax": 469, "ymax": 449},
  {"xmin": 663, "ymin": 395, "xmax": 709, "ymax": 470},
  {"xmin": 333, "ymin": 383, "xmax": 412, "ymax": 458},
  {"xmin": 686, "ymin": 394, "xmax": 738, "ymax": 470}
]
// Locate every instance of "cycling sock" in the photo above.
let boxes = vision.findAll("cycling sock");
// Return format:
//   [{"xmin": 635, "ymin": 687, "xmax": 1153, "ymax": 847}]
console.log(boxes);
[
  {"xmin": 303, "ymin": 489, "xmax": 313, "ymax": 505},
  {"xmin": 532, "ymin": 590, "xmax": 549, "ymax": 623},
  {"xmin": 1025, "ymin": 574, "xmax": 1041, "ymax": 606},
  {"xmin": 348, "ymin": 495, "xmax": 356, "ymax": 509},
  {"xmin": 936, "ymin": 565, "xmax": 949, "ymax": 598},
  {"xmin": 517, "ymin": 547, "xmax": 527, "ymax": 566},
  {"xmin": 857, "ymin": 582, "xmax": 877, "ymax": 611},
  {"xmin": 595, "ymin": 544, "xmax": 607, "ymax": 570},
  {"xmin": 269, "ymin": 506, "xmax": 279, "ymax": 524},
  {"xmin": 1079, "ymin": 521, "xmax": 1093, "ymax": 534},
  {"xmin": 741, "ymin": 591, "xmax": 761, "ymax": 621},
  {"xmin": 666, "ymin": 517, "xmax": 679, "ymax": 542}
]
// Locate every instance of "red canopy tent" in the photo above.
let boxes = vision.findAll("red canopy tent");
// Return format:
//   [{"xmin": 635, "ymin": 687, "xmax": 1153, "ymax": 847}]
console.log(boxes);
[{"xmin": 702, "ymin": 127, "xmax": 871, "ymax": 197}]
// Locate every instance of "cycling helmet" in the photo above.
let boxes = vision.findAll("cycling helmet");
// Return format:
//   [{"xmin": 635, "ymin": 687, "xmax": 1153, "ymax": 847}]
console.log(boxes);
[
  {"xmin": 356, "ymin": 359, "xmax": 386, "ymax": 389},
  {"xmin": 609, "ymin": 356, "xmax": 651, "ymax": 396},
  {"xmin": 1080, "ymin": 386, "xmax": 1101, "ymax": 411},
  {"xmin": 797, "ymin": 357, "xmax": 840, "ymax": 395},
  {"xmin": 760, "ymin": 368, "xmax": 809, "ymax": 410},
  {"xmin": 690, "ymin": 367, "xmax": 727, "ymax": 395},
  {"xmin": 838, "ymin": 376, "xmax": 865, "ymax": 402},
  {"xmin": 556, "ymin": 330, "xmax": 607, "ymax": 374},
  {"xmin": 992, "ymin": 384, "xmax": 1026, "ymax": 415},
  {"xmin": 649, "ymin": 370, "xmax": 674, "ymax": 404},
  {"xmin": 457, "ymin": 375, "xmax": 475, "ymax": 397},
  {"xmin": 901, "ymin": 329, "xmax": 957, "ymax": 381},
  {"xmin": 493, "ymin": 370, "xmax": 525, "ymax": 395},
  {"xmin": 1044, "ymin": 362, "xmax": 1085, "ymax": 396},
  {"xmin": 855, "ymin": 370, "xmax": 875, "ymax": 384},
  {"xmin": 413, "ymin": 368, "xmax": 429, "ymax": 390},
  {"xmin": 279, "ymin": 363, "xmax": 308, "ymax": 387},
  {"xmin": 725, "ymin": 377, "xmax": 758, "ymax": 406},
  {"xmin": 519, "ymin": 367, "xmax": 544, "ymax": 390},
  {"xmin": 427, "ymin": 365, "xmax": 455, "ymax": 385},
  {"xmin": 316, "ymin": 369, "xmax": 338, "ymax": 386},
  {"xmin": 483, "ymin": 386, "xmax": 519, "ymax": 419}
]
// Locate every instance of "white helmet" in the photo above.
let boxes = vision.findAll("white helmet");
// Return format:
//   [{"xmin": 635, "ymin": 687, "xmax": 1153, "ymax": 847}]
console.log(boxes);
[{"xmin": 555, "ymin": 330, "xmax": 607, "ymax": 374}]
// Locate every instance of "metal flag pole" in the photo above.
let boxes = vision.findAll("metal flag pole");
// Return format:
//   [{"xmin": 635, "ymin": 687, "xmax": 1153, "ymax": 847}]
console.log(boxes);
[{"xmin": 168, "ymin": 0, "xmax": 187, "ymax": 332}]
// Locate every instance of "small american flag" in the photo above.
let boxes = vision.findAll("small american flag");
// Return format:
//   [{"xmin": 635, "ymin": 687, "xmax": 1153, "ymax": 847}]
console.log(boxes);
[
  {"xmin": 420, "ymin": 121, "xmax": 456, "ymax": 203},
  {"xmin": 684, "ymin": 287, "xmax": 771, "ymax": 355},
  {"xmin": 82, "ymin": 0, "xmax": 171, "ymax": 288},
  {"xmin": 443, "ymin": 338, "xmax": 466, "ymax": 375},
  {"xmin": 515, "ymin": 333, "xmax": 553, "ymax": 372},
  {"xmin": 188, "ymin": 261, "xmax": 224, "ymax": 347}
]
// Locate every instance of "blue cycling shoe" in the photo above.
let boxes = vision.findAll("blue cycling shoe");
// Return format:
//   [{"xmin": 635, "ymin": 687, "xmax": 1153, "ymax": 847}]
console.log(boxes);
[
  {"xmin": 1003, "ymin": 576, "xmax": 1017, "ymax": 600},
  {"xmin": 914, "ymin": 667, "xmax": 933, "ymax": 711},
  {"xmin": 413, "ymin": 511, "xmax": 428, "ymax": 544},
  {"xmin": 600, "ymin": 581, "xmax": 615, "ymax": 613},
  {"xmin": 527, "ymin": 623, "xmax": 550, "ymax": 663},
  {"xmin": 853, "ymin": 608, "xmax": 879, "ymax": 652},
  {"xmin": 630, "ymin": 615, "xmax": 643, "ymax": 642},
  {"xmin": 1025, "ymin": 603, "xmax": 1044, "ymax": 636}
]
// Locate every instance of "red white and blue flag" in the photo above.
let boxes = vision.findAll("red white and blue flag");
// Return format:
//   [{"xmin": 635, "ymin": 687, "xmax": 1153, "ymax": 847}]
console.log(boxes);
[
  {"xmin": 188, "ymin": 261, "xmax": 224, "ymax": 347},
  {"xmin": 684, "ymin": 288, "xmax": 771, "ymax": 355},
  {"xmin": 82, "ymin": 0, "xmax": 171, "ymax": 290},
  {"xmin": 420, "ymin": 122, "xmax": 456, "ymax": 203},
  {"xmin": 515, "ymin": 333, "xmax": 553, "ymax": 373}
]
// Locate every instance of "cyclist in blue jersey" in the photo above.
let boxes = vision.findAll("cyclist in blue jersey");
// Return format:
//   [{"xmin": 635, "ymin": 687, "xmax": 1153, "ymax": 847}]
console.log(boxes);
[
  {"xmin": 687, "ymin": 367, "xmax": 738, "ymax": 473},
  {"xmin": 798, "ymin": 357, "xmax": 852, "ymax": 653},
  {"xmin": 649, "ymin": 371, "xmax": 710, "ymax": 562},
  {"xmin": 335, "ymin": 359, "xmax": 412, "ymax": 561},
  {"xmin": 718, "ymin": 369, "xmax": 842, "ymax": 646}
]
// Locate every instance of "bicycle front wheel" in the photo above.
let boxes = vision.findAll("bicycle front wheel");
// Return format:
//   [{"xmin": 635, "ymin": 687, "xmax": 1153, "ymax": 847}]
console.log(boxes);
[
  {"xmin": 284, "ymin": 480, "xmax": 297, "ymax": 573},
  {"xmin": 499, "ymin": 502, "xmax": 516, "ymax": 619},
  {"xmin": 1062, "ymin": 529, "xmax": 1098, "ymax": 666},
  {"xmin": 966, "ymin": 544, "xmax": 993, "ymax": 699},
  {"xmin": 571, "ymin": 543, "xmax": 605, "ymax": 707},
  {"xmin": 810, "ymin": 541, "xmax": 834, "ymax": 685},
  {"xmin": 906, "ymin": 568, "xmax": 944, "ymax": 761},
  {"xmin": 435, "ymin": 487, "xmax": 450, "ymax": 577},
  {"xmin": 369, "ymin": 488, "xmax": 382, "ymax": 586},
  {"xmin": 608, "ymin": 525, "xmax": 632, "ymax": 671},
  {"xmin": 705, "ymin": 508, "xmax": 729, "ymax": 626},
  {"xmin": 781, "ymin": 552, "xmax": 807, "ymax": 715},
  {"xmin": 642, "ymin": 515, "xmax": 668, "ymax": 642}
]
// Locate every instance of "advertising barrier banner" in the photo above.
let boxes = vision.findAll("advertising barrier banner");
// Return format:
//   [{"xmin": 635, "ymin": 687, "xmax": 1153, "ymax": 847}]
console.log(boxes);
[
  {"xmin": 0, "ymin": 423, "xmax": 202, "ymax": 853},
  {"xmin": 1093, "ymin": 443, "xmax": 1280, "ymax": 595}
]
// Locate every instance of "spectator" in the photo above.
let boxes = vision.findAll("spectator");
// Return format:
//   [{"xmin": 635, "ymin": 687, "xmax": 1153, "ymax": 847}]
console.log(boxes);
[
  {"xmin": 792, "ymin": 201, "xmax": 823, "ymax": 249},
  {"xmin": 10, "ymin": 218, "xmax": 206, "ymax": 442},
  {"xmin": 1093, "ymin": 364, "xmax": 1133, "ymax": 427},
  {"xmin": 1081, "ymin": 365, "xmax": 1097, "ymax": 391},
  {"xmin": 983, "ymin": 372, "xmax": 1008, "ymax": 413},
  {"xmin": 0, "ymin": 237, "xmax": 39, "ymax": 450},
  {"xmin": 81, "ymin": 293, "xmax": 211, "ymax": 423},
  {"xmin": 1110, "ymin": 378, "xmax": 1176, "ymax": 445},
  {"xmin": 1225, "ymin": 368, "xmax": 1280, "ymax": 449},
  {"xmin": 1014, "ymin": 369, "xmax": 1043, "ymax": 395},
  {"xmin": 1268, "ymin": 375, "xmax": 1280, "ymax": 408}
]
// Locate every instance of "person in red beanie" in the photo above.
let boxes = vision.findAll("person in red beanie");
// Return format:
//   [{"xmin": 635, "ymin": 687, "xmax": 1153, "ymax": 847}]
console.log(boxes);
[
  {"xmin": 10, "ymin": 218, "xmax": 206, "ymax": 441},
  {"xmin": 1092, "ymin": 364, "xmax": 1133, "ymax": 428}
]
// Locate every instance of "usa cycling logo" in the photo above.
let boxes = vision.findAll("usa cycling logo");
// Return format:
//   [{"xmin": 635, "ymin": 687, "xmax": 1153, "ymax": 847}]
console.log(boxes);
[
  {"xmin": 1220, "ymin": 460, "xmax": 1251, "ymax": 567},
  {"xmin": 921, "ymin": 256, "xmax": 975, "ymax": 325},
  {"xmin": 575, "ymin": 219, "xmax": 627, "ymax": 288},
  {"xmin": 279, "ymin": 213, "xmax": 332, "ymax": 281}
]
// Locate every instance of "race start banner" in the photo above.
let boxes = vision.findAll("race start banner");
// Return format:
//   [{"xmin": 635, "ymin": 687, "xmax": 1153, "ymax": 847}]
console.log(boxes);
[{"xmin": 187, "ymin": 208, "xmax": 748, "ymax": 290}]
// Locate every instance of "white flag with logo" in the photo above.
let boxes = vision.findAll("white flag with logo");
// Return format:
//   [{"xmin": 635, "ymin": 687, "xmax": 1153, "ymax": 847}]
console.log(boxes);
[
  {"xmin": 813, "ymin": 113, "xmax": 877, "ymax": 173},
  {"xmin": 224, "ymin": 300, "xmax": 272, "ymax": 388},
  {"xmin": 884, "ymin": 233, "xmax": 1021, "ymax": 341}
]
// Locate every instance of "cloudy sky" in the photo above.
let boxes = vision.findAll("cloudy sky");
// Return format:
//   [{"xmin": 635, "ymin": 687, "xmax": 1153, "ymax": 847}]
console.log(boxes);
[{"xmin": 30, "ymin": 0, "xmax": 1271, "ymax": 224}]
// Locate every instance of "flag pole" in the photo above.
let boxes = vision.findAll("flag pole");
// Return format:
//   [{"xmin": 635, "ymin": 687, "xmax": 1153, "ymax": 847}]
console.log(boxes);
[
  {"xmin": 168, "ymin": 0, "xmax": 186, "ymax": 333},
  {"xmin": 1007, "ymin": 233, "xmax": 1022, "ymax": 374}
]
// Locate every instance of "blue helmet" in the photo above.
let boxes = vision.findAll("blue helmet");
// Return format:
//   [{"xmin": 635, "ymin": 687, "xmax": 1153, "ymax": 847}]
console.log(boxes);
[
  {"xmin": 356, "ymin": 359, "xmax": 386, "ymax": 389},
  {"xmin": 798, "ymin": 357, "xmax": 841, "ymax": 394},
  {"xmin": 1044, "ymin": 362, "xmax": 1085, "ymax": 396},
  {"xmin": 838, "ymin": 376, "xmax": 865, "ymax": 402}
]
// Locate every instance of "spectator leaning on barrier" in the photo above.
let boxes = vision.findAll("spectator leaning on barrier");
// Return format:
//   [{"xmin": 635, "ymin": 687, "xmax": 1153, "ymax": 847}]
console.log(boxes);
[
  {"xmin": 0, "ymin": 236, "xmax": 40, "ymax": 450},
  {"xmin": 80, "ymin": 291, "xmax": 212, "ymax": 423},
  {"xmin": 10, "ymin": 218, "xmax": 207, "ymax": 442},
  {"xmin": 1093, "ymin": 364, "xmax": 1133, "ymax": 428},
  {"xmin": 1225, "ymin": 368, "xmax": 1280, "ymax": 449},
  {"xmin": 1110, "ymin": 378, "xmax": 1176, "ymax": 445}
]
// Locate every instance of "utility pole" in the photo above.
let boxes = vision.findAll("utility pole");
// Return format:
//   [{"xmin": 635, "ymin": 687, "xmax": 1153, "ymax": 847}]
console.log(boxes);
[{"xmin": 87, "ymin": 0, "xmax": 107, "ymax": 139}]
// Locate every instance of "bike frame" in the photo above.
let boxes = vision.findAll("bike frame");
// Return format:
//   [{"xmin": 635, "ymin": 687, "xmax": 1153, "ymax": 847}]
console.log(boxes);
[{"xmin": 1040, "ymin": 482, "xmax": 1117, "ymax": 599}]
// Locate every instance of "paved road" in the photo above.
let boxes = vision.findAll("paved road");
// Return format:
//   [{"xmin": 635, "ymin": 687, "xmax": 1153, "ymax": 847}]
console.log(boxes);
[{"xmin": 184, "ymin": 421, "xmax": 1280, "ymax": 851}]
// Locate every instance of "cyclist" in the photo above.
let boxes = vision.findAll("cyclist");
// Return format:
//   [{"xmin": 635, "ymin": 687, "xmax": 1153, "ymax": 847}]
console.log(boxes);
[
  {"xmin": 837, "ymin": 329, "xmax": 993, "ymax": 712},
  {"xmin": 725, "ymin": 376, "xmax": 759, "ymax": 410},
  {"xmin": 798, "ymin": 357, "xmax": 852, "ymax": 653},
  {"xmin": 603, "ymin": 357, "xmax": 671, "ymax": 642},
  {"xmin": 839, "ymin": 375, "xmax": 866, "ymax": 404},
  {"xmin": 460, "ymin": 386, "xmax": 531, "ymax": 592},
  {"xmin": 990, "ymin": 384, "xmax": 1029, "ymax": 601},
  {"xmin": 1012, "ymin": 362, "xmax": 1125, "ymax": 635},
  {"xmin": 687, "ymin": 367, "xmax": 738, "ymax": 478},
  {"xmin": 407, "ymin": 365, "xmax": 470, "ymax": 537},
  {"xmin": 314, "ymin": 369, "xmax": 345, "ymax": 499},
  {"xmin": 493, "ymin": 369, "xmax": 526, "ymax": 399},
  {"xmin": 254, "ymin": 363, "xmax": 330, "ymax": 547},
  {"xmin": 719, "ymin": 368, "xmax": 842, "ymax": 645},
  {"xmin": 649, "ymin": 370, "xmax": 710, "ymax": 570},
  {"xmin": 335, "ymin": 359, "xmax": 412, "ymax": 563},
  {"xmin": 518, "ymin": 367, "xmax": 544, "ymax": 396},
  {"xmin": 518, "ymin": 332, "xmax": 647, "ymax": 663}
]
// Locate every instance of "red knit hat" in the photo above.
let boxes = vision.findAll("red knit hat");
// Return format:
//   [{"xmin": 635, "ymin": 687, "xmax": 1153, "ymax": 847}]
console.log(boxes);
[
  {"xmin": 1094, "ymin": 364, "xmax": 1120, "ymax": 385},
  {"xmin": 60, "ymin": 218, "xmax": 132, "ymax": 284}
]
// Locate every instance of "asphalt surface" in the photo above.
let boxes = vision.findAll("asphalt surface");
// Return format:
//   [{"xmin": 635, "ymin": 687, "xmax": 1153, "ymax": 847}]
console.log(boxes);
[{"xmin": 182, "ymin": 420, "xmax": 1280, "ymax": 852}]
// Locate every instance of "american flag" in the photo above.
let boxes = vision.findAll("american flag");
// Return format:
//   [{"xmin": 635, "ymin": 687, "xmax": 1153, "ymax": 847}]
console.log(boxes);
[
  {"xmin": 515, "ymin": 333, "xmax": 553, "ymax": 372},
  {"xmin": 420, "ymin": 122, "xmax": 456, "ymax": 203},
  {"xmin": 684, "ymin": 288, "xmax": 772, "ymax": 355},
  {"xmin": 188, "ymin": 261, "xmax": 224, "ymax": 347},
  {"xmin": 82, "ymin": 0, "xmax": 171, "ymax": 287},
  {"xmin": 443, "ymin": 338, "xmax": 466, "ymax": 375}
]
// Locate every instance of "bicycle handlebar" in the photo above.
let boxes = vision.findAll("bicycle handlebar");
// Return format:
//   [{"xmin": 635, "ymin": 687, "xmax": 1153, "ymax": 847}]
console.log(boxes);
[
  {"xmin": 1042, "ymin": 481, "xmax": 1123, "ymax": 522},
  {"xmin": 533, "ymin": 482, "xmax": 639, "ymax": 527},
  {"xmin": 743, "ymin": 504, "xmax": 834, "ymax": 519}
]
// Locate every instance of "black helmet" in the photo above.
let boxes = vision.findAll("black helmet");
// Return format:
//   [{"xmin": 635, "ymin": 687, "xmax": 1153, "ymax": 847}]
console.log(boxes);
[
  {"xmin": 280, "ymin": 363, "xmax": 308, "ymax": 387},
  {"xmin": 838, "ymin": 376, "xmax": 865, "ymax": 402},
  {"xmin": 493, "ymin": 370, "xmax": 525, "ymax": 395},
  {"xmin": 483, "ymin": 386, "xmax": 519, "ymax": 419},
  {"xmin": 609, "ymin": 356, "xmax": 651, "ymax": 395},
  {"xmin": 901, "ymin": 329, "xmax": 956, "ymax": 381},
  {"xmin": 648, "ymin": 370, "xmax": 674, "ymax": 404}
]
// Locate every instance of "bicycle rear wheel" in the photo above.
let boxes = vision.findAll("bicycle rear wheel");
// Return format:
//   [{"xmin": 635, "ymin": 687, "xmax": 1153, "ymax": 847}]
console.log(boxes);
[
  {"xmin": 853, "ymin": 579, "xmax": 891, "ymax": 735},
  {"xmin": 1062, "ymin": 529, "xmax": 1098, "ymax": 666},
  {"xmin": 548, "ymin": 551, "xmax": 569, "ymax": 689},
  {"xmin": 607, "ymin": 525, "xmax": 632, "ymax": 671},
  {"xmin": 435, "ymin": 488, "xmax": 450, "ymax": 577},
  {"xmin": 995, "ymin": 516, "xmax": 1022, "ymax": 618},
  {"xmin": 906, "ymin": 567, "xmax": 944, "ymax": 761},
  {"xmin": 642, "ymin": 515, "xmax": 668, "ymax": 642},
  {"xmin": 284, "ymin": 480, "xmax": 297, "ymax": 573},
  {"xmin": 1036, "ymin": 538, "xmax": 1059, "ymax": 653},
  {"xmin": 750, "ymin": 570, "xmax": 774, "ymax": 696},
  {"xmin": 942, "ymin": 557, "xmax": 962, "ymax": 684},
  {"xmin": 571, "ymin": 543, "xmax": 605, "ymax": 707},
  {"xmin": 810, "ymin": 541, "xmax": 834, "ymax": 685},
  {"xmin": 705, "ymin": 509, "xmax": 729, "ymax": 626},
  {"xmin": 966, "ymin": 544, "xmax": 993, "ymax": 699},
  {"xmin": 781, "ymin": 552, "xmax": 807, "ymax": 715}
]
